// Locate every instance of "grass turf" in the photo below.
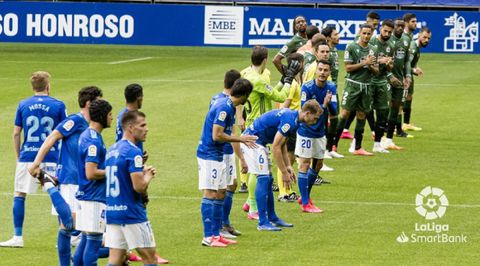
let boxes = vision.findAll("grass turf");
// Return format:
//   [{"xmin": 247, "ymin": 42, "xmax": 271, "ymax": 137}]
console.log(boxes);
[{"xmin": 0, "ymin": 43, "xmax": 478, "ymax": 265}]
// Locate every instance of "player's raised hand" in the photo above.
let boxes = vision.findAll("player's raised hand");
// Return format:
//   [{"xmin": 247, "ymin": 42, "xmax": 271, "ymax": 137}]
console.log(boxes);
[
  {"xmin": 241, "ymin": 135, "xmax": 258, "ymax": 149},
  {"xmin": 144, "ymin": 165, "xmax": 156, "ymax": 178},
  {"xmin": 324, "ymin": 90, "xmax": 332, "ymax": 106},
  {"xmin": 283, "ymin": 60, "xmax": 301, "ymax": 85}
]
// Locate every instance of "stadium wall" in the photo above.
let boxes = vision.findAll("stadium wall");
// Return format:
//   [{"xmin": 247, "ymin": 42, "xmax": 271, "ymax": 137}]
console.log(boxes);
[{"xmin": 0, "ymin": 1, "xmax": 478, "ymax": 53}]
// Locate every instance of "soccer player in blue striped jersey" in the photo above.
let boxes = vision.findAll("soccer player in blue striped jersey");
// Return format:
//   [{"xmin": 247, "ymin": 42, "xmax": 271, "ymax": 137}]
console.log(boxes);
[
  {"xmin": 104, "ymin": 110, "xmax": 168, "ymax": 265},
  {"xmin": 0, "ymin": 71, "xmax": 66, "ymax": 248},
  {"xmin": 29, "ymin": 86, "xmax": 102, "ymax": 266},
  {"xmin": 296, "ymin": 60, "xmax": 337, "ymax": 213},
  {"xmin": 209, "ymin": 70, "xmax": 248, "ymax": 239},
  {"xmin": 197, "ymin": 78, "xmax": 257, "ymax": 247},
  {"xmin": 241, "ymin": 100, "xmax": 322, "ymax": 231},
  {"xmin": 73, "ymin": 99, "xmax": 112, "ymax": 266}
]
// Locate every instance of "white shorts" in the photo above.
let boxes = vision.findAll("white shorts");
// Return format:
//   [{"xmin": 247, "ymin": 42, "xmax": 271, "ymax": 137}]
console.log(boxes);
[
  {"xmin": 240, "ymin": 143, "xmax": 270, "ymax": 175},
  {"xmin": 51, "ymin": 184, "xmax": 80, "ymax": 215},
  {"xmin": 14, "ymin": 162, "xmax": 56, "ymax": 194},
  {"xmin": 294, "ymin": 134, "xmax": 326, "ymax": 159},
  {"xmin": 197, "ymin": 158, "xmax": 227, "ymax": 190},
  {"xmin": 105, "ymin": 221, "xmax": 156, "ymax": 250},
  {"xmin": 75, "ymin": 200, "xmax": 107, "ymax": 233},
  {"xmin": 223, "ymin": 153, "xmax": 237, "ymax": 186}
]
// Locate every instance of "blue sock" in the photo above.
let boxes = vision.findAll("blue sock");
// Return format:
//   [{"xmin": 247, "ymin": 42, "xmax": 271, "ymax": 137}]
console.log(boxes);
[
  {"xmin": 212, "ymin": 199, "xmax": 224, "ymax": 236},
  {"xmin": 201, "ymin": 198, "xmax": 214, "ymax": 238},
  {"xmin": 84, "ymin": 233, "xmax": 103, "ymax": 266},
  {"xmin": 222, "ymin": 191, "xmax": 234, "ymax": 226},
  {"xmin": 98, "ymin": 247, "xmax": 109, "ymax": 258},
  {"xmin": 255, "ymin": 175, "xmax": 270, "ymax": 226},
  {"xmin": 266, "ymin": 176, "xmax": 279, "ymax": 222},
  {"xmin": 13, "ymin": 196, "xmax": 25, "ymax": 237},
  {"xmin": 143, "ymin": 264, "xmax": 157, "ymax": 266},
  {"xmin": 298, "ymin": 172, "xmax": 309, "ymax": 205},
  {"xmin": 73, "ymin": 233, "xmax": 87, "ymax": 266},
  {"xmin": 58, "ymin": 229, "xmax": 72, "ymax": 266},
  {"xmin": 307, "ymin": 168, "xmax": 318, "ymax": 198},
  {"xmin": 47, "ymin": 187, "xmax": 73, "ymax": 230}
]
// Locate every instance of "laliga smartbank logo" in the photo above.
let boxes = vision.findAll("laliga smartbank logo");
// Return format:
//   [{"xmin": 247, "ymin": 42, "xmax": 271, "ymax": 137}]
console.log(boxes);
[{"xmin": 396, "ymin": 186, "xmax": 467, "ymax": 244}]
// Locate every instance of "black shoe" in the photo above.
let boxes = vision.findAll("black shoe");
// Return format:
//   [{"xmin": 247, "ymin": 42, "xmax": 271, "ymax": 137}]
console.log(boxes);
[
  {"xmin": 238, "ymin": 182, "xmax": 248, "ymax": 193},
  {"xmin": 272, "ymin": 183, "xmax": 279, "ymax": 192},
  {"xmin": 396, "ymin": 131, "xmax": 409, "ymax": 138},
  {"xmin": 287, "ymin": 192, "xmax": 299, "ymax": 201},
  {"xmin": 37, "ymin": 170, "xmax": 58, "ymax": 187},
  {"xmin": 315, "ymin": 176, "xmax": 331, "ymax": 185}
]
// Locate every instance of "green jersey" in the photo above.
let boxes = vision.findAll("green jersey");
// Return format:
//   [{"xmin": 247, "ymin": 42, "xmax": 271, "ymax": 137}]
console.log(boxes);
[
  {"xmin": 329, "ymin": 47, "xmax": 339, "ymax": 84},
  {"xmin": 241, "ymin": 66, "xmax": 289, "ymax": 127},
  {"xmin": 408, "ymin": 40, "xmax": 421, "ymax": 76},
  {"xmin": 389, "ymin": 33, "xmax": 412, "ymax": 82},
  {"xmin": 303, "ymin": 51, "xmax": 316, "ymax": 71},
  {"xmin": 369, "ymin": 37, "xmax": 394, "ymax": 84},
  {"xmin": 344, "ymin": 41, "xmax": 376, "ymax": 84},
  {"xmin": 277, "ymin": 33, "xmax": 307, "ymax": 58}
]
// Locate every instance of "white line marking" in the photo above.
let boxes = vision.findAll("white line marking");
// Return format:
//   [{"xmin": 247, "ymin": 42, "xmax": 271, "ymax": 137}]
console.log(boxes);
[
  {"xmin": 1, "ymin": 192, "xmax": 478, "ymax": 208},
  {"xmin": 107, "ymin": 57, "xmax": 153, "ymax": 65}
]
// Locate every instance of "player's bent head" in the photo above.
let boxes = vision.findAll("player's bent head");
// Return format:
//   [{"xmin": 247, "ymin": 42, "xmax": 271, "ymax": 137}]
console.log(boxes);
[
  {"xmin": 224, "ymin": 69, "xmax": 241, "ymax": 90},
  {"xmin": 306, "ymin": 25, "xmax": 319, "ymax": 40},
  {"xmin": 287, "ymin": 53, "xmax": 304, "ymax": 65},
  {"xmin": 30, "ymin": 71, "xmax": 51, "ymax": 92},
  {"xmin": 321, "ymin": 26, "xmax": 333, "ymax": 38},
  {"xmin": 125, "ymin": 83, "xmax": 143, "ymax": 103},
  {"xmin": 230, "ymin": 78, "xmax": 253, "ymax": 99},
  {"xmin": 300, "ymin": 99, "xmax": 322, "ymax": 125},
  {"xmin": 89, "ymin": 99, "xmax": 113, "ymax": 128},
  {"xmin": 121, "ymin": 110, "xmax": 146, "ymax": 130},
  {"xmin": 78, "ymin": 86, "xmax": 103, "ymax": 108},
  {"xmin": 251, "ymin": 46, "xmax": 268, "ymax": 66},
  {"xmin": 312, "ymin": 35, "xmax": 327, "ymax": 52}
]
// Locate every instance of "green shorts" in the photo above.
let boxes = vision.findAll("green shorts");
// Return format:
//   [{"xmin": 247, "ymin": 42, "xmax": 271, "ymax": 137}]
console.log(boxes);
[
  {"xmin": 370, "ymin": 83, "xmax": 390, "ymax": 110},
  {"xmin": 408, "ymin": 78, "xmax": 415, "ymax": 95},
  {"xmin": 341, "ymin": 80, "xmax": 372, "ymax": 113},
  {"xmin": 390, "ymin": 86, "xmax": 407, "ymax": 103}
]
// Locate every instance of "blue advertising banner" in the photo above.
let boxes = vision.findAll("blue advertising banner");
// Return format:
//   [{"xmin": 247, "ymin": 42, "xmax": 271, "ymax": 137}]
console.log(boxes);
[{"xmin": 0, "ymin": 2, "xmax": 479, "ymax": 53}]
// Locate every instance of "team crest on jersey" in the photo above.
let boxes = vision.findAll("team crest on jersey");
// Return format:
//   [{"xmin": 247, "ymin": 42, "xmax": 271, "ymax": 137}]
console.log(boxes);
[
  {"xmin": 134, "ymin": 155, "xmax": 143, "ymax": 168},
  {"xmin": 386, "ymin": 47, "xmax": 391, "ymax": 53},
  {"xmin": 88, "ymin": 145, "xmax": 97, "ymax": 157},
  {"xmin": 63, "ymin": 120, "xmax": 75, "ymax": 131},
  {"xmin": 404, "ymin": 40, "xmax": 408, "ymax": 47},
  {"xmin": 301, "ymin": 91, "xmax": 307, "ymax": 101},
  {"xmin": 218, "ymin": 111, "xmax": 227, "ymax": 122},
  {"xmin": 281, "ymin": 124, "xmax": 290, "ymax": 133}
]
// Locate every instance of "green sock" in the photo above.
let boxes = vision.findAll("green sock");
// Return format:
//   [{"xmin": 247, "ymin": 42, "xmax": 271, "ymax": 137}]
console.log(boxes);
[{"xmin": 247, "ymin": 174, "xmax": 258, "ymax": 213}]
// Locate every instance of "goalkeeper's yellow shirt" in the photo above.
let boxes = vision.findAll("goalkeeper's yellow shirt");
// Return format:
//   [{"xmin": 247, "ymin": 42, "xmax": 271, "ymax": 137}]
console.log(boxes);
[{"xmin": 286, "ymin": 79, "xmax": 301, "ymax": 111}]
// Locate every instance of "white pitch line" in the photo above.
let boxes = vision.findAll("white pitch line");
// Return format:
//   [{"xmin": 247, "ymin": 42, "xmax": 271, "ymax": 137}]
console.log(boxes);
[
  {"xmin": 107, "ymin": 57, "xmax": 153, "ymax": 65},
  {"xmin": 1, "ymin": 192, "xmax": 478, "ymax": 208}
]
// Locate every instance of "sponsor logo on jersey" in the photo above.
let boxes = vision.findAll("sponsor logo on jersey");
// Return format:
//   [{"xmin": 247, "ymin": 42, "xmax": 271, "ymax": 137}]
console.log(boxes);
[
  {"xmin": 218, "ymin": 111, "xmax": 227, "ymax": 121},
  {"xmin": 63, "ymin": 120, "xmax": 75, "ymax": 131},
  {"xmin": 88, "ymin": 145, "xmax": 97, "ymax": 157},
  {"xmin": 134, "ymin": 155, "xmax": 143, "ymax": 168}
]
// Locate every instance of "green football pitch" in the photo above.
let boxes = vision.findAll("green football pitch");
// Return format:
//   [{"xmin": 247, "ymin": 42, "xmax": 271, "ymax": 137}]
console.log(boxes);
[{"xmin": 0, "ymin": 43, "xmax": 478, "ymax": 265}]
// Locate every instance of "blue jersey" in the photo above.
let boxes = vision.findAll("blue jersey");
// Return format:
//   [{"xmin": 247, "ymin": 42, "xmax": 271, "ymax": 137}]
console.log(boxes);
[
  {"xmin": 115, "ymin": 107, "xmax": 143, "ymax": 152},
  {"xmin": 55, "ymin": 113, "xmax": 89, "ymax": 185},
  {"xmin": 105, "ymin": 140, "xmax": 147, "ymax": 224},
  {"xmin": 197, "ymin": 97, "xmax": 235, "ymax": 162},
  {"xmin": 14, "ymin": 95, "xmax": 66, "ymax": 163},
  {"xmin": 245, "ymin": 109, "xmax": 299, "ymax": 146},
  {"xmin": 77, "ymin": 128, "xmax": 107, "ymax": 203},
  {"xmin": 298, "ymin": 80, "xmax": 337, "ymax": 138},
  {"xmin": 209, "ymin": 92, "xmax": 234, "ymax": 155}
]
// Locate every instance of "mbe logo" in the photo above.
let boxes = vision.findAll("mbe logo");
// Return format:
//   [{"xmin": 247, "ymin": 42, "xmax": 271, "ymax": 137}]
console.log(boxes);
[{"xmin": 204, "ymin": 6, "xmax": 243, "ymax": 45}]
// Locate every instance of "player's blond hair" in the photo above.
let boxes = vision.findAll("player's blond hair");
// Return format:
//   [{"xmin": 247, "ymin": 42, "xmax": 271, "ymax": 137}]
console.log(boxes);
[{"xmin": 30, "ymin": 71, "xmax": 50, "ymax": 92}]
